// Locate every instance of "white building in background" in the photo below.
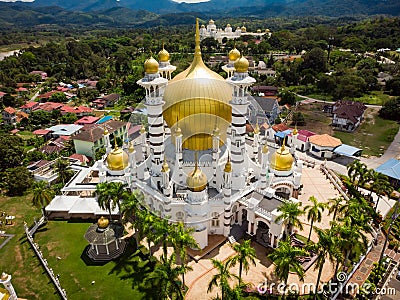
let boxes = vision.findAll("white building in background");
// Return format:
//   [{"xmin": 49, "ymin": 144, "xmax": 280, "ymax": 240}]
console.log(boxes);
[
  {"xmin": 200, "ymin": 19, "xmax": 271, "ymax": 43},
  {"xmin": 46, "ymin": 20, "xmax": 302, "ymax": 250}
]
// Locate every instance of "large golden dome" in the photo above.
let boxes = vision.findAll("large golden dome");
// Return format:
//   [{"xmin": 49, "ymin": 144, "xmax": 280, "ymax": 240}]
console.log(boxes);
[
  {"xmin": 158, "ymin": 44, "xmax": 170, "ymax": 62},
  {"xmin": 270, "ymin": 144, "xmax": 294, "ymax": 171},
  {"xmin": 163, "ymin": 19, "xmax": 233, "ymax": 150},
  {"xmin": 144, "ymin": 56, "xmax": 159, "ymax": 74},
  {"xmin": 186, "ymin": 161, "xmax": 208, "ymax": 192},
  {"xmin": 229, "ymin": 47, "xmax": 241, "ymax": 61},
  {"xmin": 106, "ymin": 145, "xmax": 129, "ymax": 171}
]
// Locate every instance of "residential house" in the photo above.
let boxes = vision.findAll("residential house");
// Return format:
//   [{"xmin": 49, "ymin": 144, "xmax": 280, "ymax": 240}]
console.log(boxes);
[
  {"xmin": 293, "ymin": 129, "xmax": 316, "ymax": 152},
  {"xmin": 20, "ymin": 101, "xmax": 39, "ymax": 113},
  {"xmin": 265, "ymin": 123, "xmax": 290, "ymax": 143},
  {"xmin": 2, "ymin": 107, "xmax": 17, "ymax": 125},
  {"xmin": 72, "ymin": 120, "xmax": 127, "ymax": 158},
  {"xmin": 33, "ymin": 129, "xmax": 52, "ymax": 140},
  {"xmin": 46, "ymin": 124, "xmax": 83, "ymax": 138},
  {"xmin": 39, "ymin": 137, "xmax": 68, "ymax": 155},
  {"xmin": 30, "ymin": 70, "xmax": 48, "ymax": 80},
  {"xmin": 308, "ymin": 134, "xmax": 342, "ymax": 159},
  {"xmin": 251, "ymin": 85, "xmax": 279, "ymax": 97},
  {"xmin": 37, "ymin": 91, "xmax": 59, "ymax": 102},
  {"xmin": 16, "ymin": 111, "xmax": 29, "ymax": 123},
  {"xmin": 91, "ymin": 93, "xmax": 120, "ymax": 109},
  {"xmin": 74, "ymin": 116, "xmax": 99, "ymax": 125},
  {"xmin": 375, "ymin": 159, "xmax": 400, "ymax": 188},
  {"xmin": 332, "ymin": 100, "xmax": 367, "ymax": 132},
  {"xmin": 60, "ymin": 105, "xmax": 92, "ymax": 117},
  {"xmin": 252, "ymin": 96, "xmax": 280, "ymax": 124}
]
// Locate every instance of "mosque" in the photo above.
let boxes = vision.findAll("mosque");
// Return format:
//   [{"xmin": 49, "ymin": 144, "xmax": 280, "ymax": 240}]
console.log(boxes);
[
  {"xmin": 46, "ymin": 19, "xmax": 302, "ymax": 249},
  {"xmin": 199, "ymin": 19, "xmax": 271, "ymax": 43}
]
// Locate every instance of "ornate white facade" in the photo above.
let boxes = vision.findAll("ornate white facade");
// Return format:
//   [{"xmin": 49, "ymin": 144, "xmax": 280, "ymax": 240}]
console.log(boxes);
[{"xmin": 46, "ymin": 20, "xmax": 301, "ymax": 250}]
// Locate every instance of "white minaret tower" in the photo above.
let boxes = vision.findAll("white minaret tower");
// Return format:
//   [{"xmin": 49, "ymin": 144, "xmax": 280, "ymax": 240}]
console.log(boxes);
[
  {"xmin": 226, "ymin": 56, "xmax": 256, "ymax": 190},
  {"xmin": 103, "ymin": 127, "xmax": 112, "ymax": 154},
  {"xmin": 222, "ymin": 46, "xmax": 240, "ymax": 77},
  {"xmin": 158, "ymin": 43, "xmax": 177, "ymax": 80},
  {"xmin": 212, "ymin": 125, "xmax": 220, "ymax": 188},
  {"xmin": 253, "ymin": 123, "xmax": 260, "ymax": 162},
  {"xmin": 223, "ymin": 156, "xmax": 232, "ymax": 237},
  {"xmin": 128, "ymin": 142, "xmax": 137, "ymax": 180},
  {"xmin": 259, "ymin": 143, "xmax": 269, "ymax": 189},
  {"xmin": 0, "ymin": 272, "xmax": 17, "ymax": 300},
  {"xmin": 290, "ymin": 126, "xmax": 298, "ymax": 155},
  {"xmin": 174, "ymin": 124, "xmax": 184, "ymax": 185},
  {"xmin": 139, "ymin": 124, "xmax": 147, "ymax": 161},
  {"xmin": 137, "ymin": 56, "xmax": 168, "ymax": 190}
]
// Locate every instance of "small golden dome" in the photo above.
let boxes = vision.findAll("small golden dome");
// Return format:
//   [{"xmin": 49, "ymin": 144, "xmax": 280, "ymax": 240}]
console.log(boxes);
[
  {"xmin": 241, "ymin": 26, "xmax": 246, "ymax": 32},
  {"xmin": 106, "ymin": 145, "xmax": 129, "ymax": 171},
  {"xmin": 140, "ymin": 124, "xmax": 146, "ymax": 134},
  {"xmin": 128, "ymin": 142, "xmax": 135, "ymax": 153},
  {"xmin": 229, "ymin": 47, "xmax": 241, "ymax": 61},
  {"xmin": 97, "ymin": 216, "xmax": 109, "ymax": 229},
  {"xmin": 257, "ymin": 29, "xmax": 261, "ymax": 33},
  {"xmin": 161, "ymin": 159, "xmax": 169, "ymax": 173},
  {"xmin": 186, "ymin": 161, "xmax": 207, "ymax": 192},
  {"xmin": 158, "ymin": 45, "xmax": 170, "ymax": 62},
  {"xmin": 265, "ymin": 29, "xmax": 270, "ymax": 32},
  {"xmin": 103, "ymin": 128, "xmax": 109, "ymax": 135},
  {"xmin": 293, "ymin": 127, "xmax": 298, "ymax": 135},
  {"xmin": 226, "ymin": 23, "xmax": 231, "ymax": 27},
  {"xmin": 254, "ymin": 123, "xmax": 260, "ymax": 134},
  {"xmin": 144, "ymin": 56, "xmax": 159, "ymax": 74},
  {"xmin": 270, "ymin": 144, "xmax": 294, "ymax": 171},
  {"xmin": 262, "ymin": 143, "xmax": 269, "ymax": 153},
  {"xmin": 201, "ymin": 24, "xmax": 205, "ymax": 28},
  {"xmin": 234, "ymin": 56, "xmax": 249, "ymax": 73},
  {"xmin": 209, "ymin": 19, "xmax": 214, "ymax": 24},
  {"xmin": 224, "ymin": 156, "xmax": 232, "ymax": 173}
]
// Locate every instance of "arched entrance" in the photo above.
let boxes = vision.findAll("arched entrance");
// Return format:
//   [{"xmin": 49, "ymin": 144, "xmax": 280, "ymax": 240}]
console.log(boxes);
[
  {"xmin": 275, "ymin": 186, "xmax": 291, "ymax": 199},
  {"xmin": 256, "ymin": 220, "xmax": 271, "ymax": 248}
]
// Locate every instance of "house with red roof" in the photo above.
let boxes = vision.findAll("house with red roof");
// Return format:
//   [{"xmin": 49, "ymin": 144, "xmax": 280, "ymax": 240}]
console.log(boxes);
[
  {"xmin": 2, "ymin": 107, "xmax": 17, "ymax": 124},
  {"xmin": 293, "ymin": 129, "xmax": 316, "ymax": 152},
  {"xmin": 60, "ymin": 105, "xmax": 92, "ymax": 116},
  {"xmin": 74, "ymin": 116, "xmax": 99, "ymax": 125},
  {"xmin": 37, "ymin": 90, "xmax": 59, "ymax": 102},
  {"xmin": 332, "ymin": 100, "xmax": 367, "ymax": 132},
  {"xmin": 30, "ymin": 70, "xmax": 48, "ymax": 80},
  {"xmin": 21, "ymin": 101, "xmax": 39, "ymax": 113},
  {"xmin": 33, "ymin": 102, "xmax": 64, "ymax": 112},
  {"xmin": 91, "ymin": 93, "xmax": 120, "ymax": 109}
]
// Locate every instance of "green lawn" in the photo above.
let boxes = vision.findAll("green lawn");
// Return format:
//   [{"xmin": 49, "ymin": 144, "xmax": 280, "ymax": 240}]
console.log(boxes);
[
  {"xmin": 0, "ymin": 194, "xmax": 152, "ymax": 299},
  {"xmin": 353, "ymin": 91, "xmax": 392, "ymax": 106},
  {"xmin": 334, "ymin": 109, "xmax": 399, "ymax": 157}
]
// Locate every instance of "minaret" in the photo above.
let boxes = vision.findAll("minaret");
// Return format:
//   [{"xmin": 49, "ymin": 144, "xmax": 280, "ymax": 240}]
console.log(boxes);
[
  {"xmin": 128, "ymin": 142, "xmax": 137, "ymax": 180},
  {"xmin": 223, "ymin": 156, "xmax": 232, "ymax": 237},
  {"xmin": 260, "ymin": 143, "xmax": 269, "ymax": 189},
  {"xmin": 161, "ymin": 158, "xmax": 172, "ymax": 198},
  {"xmin": 222, "ymin": 46, "xmax": 241, "ymax": 77},
  {"xmin": 158, "ymin": 43, "xmax": 177, "ymax": 80},
  {"xmin": 290, "ymin": 126, "xmax": 298, "ymax": 155},
  {"xmin": 139, "ymin": 124, "xmax": 147, "ymax": 160},
  {"xmin": 253, "ymin": 123, "xmax": 260, "ymax": 162},
  {"xmin": 137, "ymin": 61, "xmax": 168, "ymax": 189},
  {"xmin": 174, "ymin": 123, "xmax": 184, "ymax": 185},
  {"xmin": 0, "ymin": 272, "xmax": 17, "ymax": 300},
  {"xmin": 103, "ymin": 127, "xmax": 112, "ymax": 154},
  {"xmin": 226, "ymin": 56, "xmax": 256, "ymax": 190},
  {"xmin": 212, "ymin": 125, "xmax": 220, "ymax": 187}
]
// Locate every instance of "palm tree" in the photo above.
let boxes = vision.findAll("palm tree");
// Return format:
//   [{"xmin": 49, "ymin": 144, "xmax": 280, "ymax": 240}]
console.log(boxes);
[
  {"xmin": 327, "ymin": 197, "xmax": 345, "ymax": 222},
  {"xmin": 208, "ymin": 259, "xmax": 238, "ymax": 300},
  {"xmin": 54, "ymin": 158, "xmax": 74, "ymax": 185},
  {"xmin": 276, "ymin": 200, "xmax": 304, "ymax": 237},
  {"xmin": 346, "ymin": 160, "xmax": 369, "ymax": 191},
  {"xmin": 170, "ymin": 222, "xmax": 199, "ymax": 290},
  {"xmin": 95, "ymin": 182, "xmax": 113, "ymax": 221},
  {"xmin": 229, "ymin": 239, "xmax": 257, "ymax": 283},
  {"xmin": 109, "ymin": 181, "xmax": 127, "ymax": 221},
  {"xmin": 307, "ymin": 227, "xmax": 342, "ymax": 299},
  {"xmin": 268, "ymin": 238, "xmax": 307, "ymax": 299},
  {"xmin": 372, "ymin": 174, "xmax": 393, "ymax": 210},
  {"xmin": 152, "ymin": 217, "xmax": 171, "ymax": 261},
  {"xmin": 32, "ymin": 180, "xmax": 54, "ymax": 218},
  {"xmin": 147, "ymin": 255, "xmax": 186, "ymax": 300},
  {"xmin": 304, "ymin": 196, "xmax": 326, "ymax": 243}
]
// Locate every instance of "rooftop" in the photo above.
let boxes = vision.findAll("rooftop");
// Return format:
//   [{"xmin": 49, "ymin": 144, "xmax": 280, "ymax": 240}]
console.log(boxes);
[
  {"xmin": 46, "ymin": 124, "xmax": 83, "ymax": 136},
  {"xmin": 375, "ymin": 159, "xmax": 400, "ymax": 180},
  {"xmin": 309, "ymin": 134, "xmax": 342, "ymax": 147}
]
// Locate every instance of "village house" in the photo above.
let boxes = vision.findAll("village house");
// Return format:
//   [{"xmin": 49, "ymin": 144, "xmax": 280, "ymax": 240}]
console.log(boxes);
[
  {"xmin": 45, "ymin": 124, "xmax": 83, "ymax": 138},
  {"xmin": 74, "ymin": 116, "xmax": 100, "ymax": 125},
  {"xmin": 2, "ymin": 107, "xmax": 17, "ymax": 125},
  {"xmin": 332, "ymin": 100, "xmax": 367, "ymax": 132},
  {"xmin": 20, "ymin": 101, "xmax": 40, "ymax": 113},
  {"xmin": 91, "ymin": 93, "xmax": 120, "ymax": 109},
  {"xmin": 293, "ymin": 129, "xmax": 316, "ymax": 152},
  {"xmin": 29, "ymin": 70, "xmax": 48, "ymax": 80},
  {"xmin": 72, "ymin": 120, "xmax": 127, "ymax": 158},
  {"xmin": 308, "ymin": 134, "xmax": 342, "ymax": 159},
  {"xmin": 251, "ymin": 96, "xmax": 280, "ymax": 125}
]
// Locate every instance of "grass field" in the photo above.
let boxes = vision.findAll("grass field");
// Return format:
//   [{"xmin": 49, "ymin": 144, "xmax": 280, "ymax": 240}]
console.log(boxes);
[
  {"xmin": 0, "ymin": 194, "xmax": 151, "ymax": 299},
  {"xmin": 333, "ymin": 108, "xmax": 399, "ymax": 157}
]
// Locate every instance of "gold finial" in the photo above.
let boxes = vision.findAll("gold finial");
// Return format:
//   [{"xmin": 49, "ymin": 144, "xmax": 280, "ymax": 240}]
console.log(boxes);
[
  {"xmin": 224, "ymin": 154, "xmax": 232, "ymax": 173},
  {"xmin": 114, "ymin": 137, "xmax": 118, "ymax": 149},
  {"xmin": 254, "ymin": 122, "xmax": 260, "ymax": 134},
  {"xmin": 128, "ymin": 141, "xmax": 135, "ymax": 153},
  {"xmin": 194, "ymin": 151, "xmax": 199, "ymax": 170},
  {"xmin": 195, "ymin": 18, "xmax": 201, "ymax": 57},
  {"xmin": 140, "ymin": 124, "xmax": 146, "ymax": 134},
  {"xmin": 293, "ymin": 125, "xmax": 298, "ymax": 135},
  {"xmin": 281, "ymin": 136, "xmax": 286, "ymax": 150},
  {"xmin": 161, "ymin": 156, "xmax": 169, "ymax": 172}
]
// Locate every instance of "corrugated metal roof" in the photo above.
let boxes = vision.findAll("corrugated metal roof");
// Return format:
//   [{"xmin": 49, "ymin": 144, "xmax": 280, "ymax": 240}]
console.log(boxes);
[
  {"xmin": 333, "ymin": 144, "xmax": 362, "ymax": 157},
  {"xmin": 375, "ymin": 159, "xmax": 400, "ymax": 180}
]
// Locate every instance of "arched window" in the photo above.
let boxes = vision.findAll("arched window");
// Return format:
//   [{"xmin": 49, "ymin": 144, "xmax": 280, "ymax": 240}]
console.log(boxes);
[{"xmin": 211, "ymin": 212, "xmax": 220, "ymax": 227}]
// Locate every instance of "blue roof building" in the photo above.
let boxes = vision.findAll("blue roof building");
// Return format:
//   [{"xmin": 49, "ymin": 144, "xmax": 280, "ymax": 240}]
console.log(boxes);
[{"xmin": 375, "ymin": 159, "xmax": 400, "ymax": 188}]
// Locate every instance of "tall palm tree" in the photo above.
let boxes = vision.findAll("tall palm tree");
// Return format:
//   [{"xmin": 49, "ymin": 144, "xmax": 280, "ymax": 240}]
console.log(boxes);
[
  {"xmin": 146, "ymin": 255, "xmax": 186, "ymax": 300},
  {"xmin": 170, "ymin": 222, "xmax": 199, "ymax": 290},
  {"xmin": 54, "ymin": 158, "xmax": 74, "ymax": 185},
  {"xmin": 229, "ymin": 239, "xmax": 257, "ymax": 282},
  {"xmin": 208, "ymin": 259, "xmax": 238, "ymax": 300},
  {"xmin": 268, "ymin": 238, "xmax": 307, "ymax": 299},
  {"xmin": 276, "ymin": 200, "xmax": 304, "ymax": 237},
  {"xmin": 304, "ymin": 196, "xmax": 326, "ymax": 243},
  {"xmin": 346, "ymin": 160, "xmax": 369, "ymax": 191},
  {"xmin": 95, "ymin": 182, "xmax": 113, "ymax": 221},
  {"xmin": 307, "ymin": 227, "xmax": 342, "ymax": 299},
  {"xmin": 109, "ymin": 181, "xmax": 127, "ymax": 221},
  {"xmin": 152, "ymin": 217, "xmax": 171, "ymax": 261},
  {"xmin": 32, "ymin": 180, "xmax": 54, "ymax": 218},
  {"xmin": 327, "ymin": 197, "xmax": 345, "ymax": 222},
  {"xmin": 372, "ymin": 174, "xmax": 393, "ymax": 210}
]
